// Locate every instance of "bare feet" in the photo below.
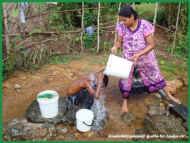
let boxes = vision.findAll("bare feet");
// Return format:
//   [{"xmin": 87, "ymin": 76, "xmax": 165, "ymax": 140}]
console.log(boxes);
[
  {"xmin": 167, "ymin": 93, "xmax": 181, "ymax": 104},
  {"xmin": 121, "ymin": 99, "xmax": 128, "ymax": 113},
  {"xmin": 164, "ymin": 88, "xmax": 181, "ymax": 104}
]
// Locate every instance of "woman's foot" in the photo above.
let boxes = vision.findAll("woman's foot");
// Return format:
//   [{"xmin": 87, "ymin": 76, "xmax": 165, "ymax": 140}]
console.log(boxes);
[
  {"xmin": 121, "ymin": 99, "xmax": 128, "ymax": 113},
  {"xmin": 168, "ymin": 94, "xmax": 181, "ymax": 104},
  {"xmin": 164, "ymin": 89, "xmax": 181, "ymax": 104}
]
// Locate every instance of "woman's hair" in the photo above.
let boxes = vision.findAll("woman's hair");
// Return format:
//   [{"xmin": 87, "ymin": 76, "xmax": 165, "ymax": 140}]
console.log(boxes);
[
  {"xmin": 119, "ymin": 5, "xmax": 138, "ymax": 20},
  {"xmin": 103, "ymin": 75, "xmax": 109, "ymax": 87}
]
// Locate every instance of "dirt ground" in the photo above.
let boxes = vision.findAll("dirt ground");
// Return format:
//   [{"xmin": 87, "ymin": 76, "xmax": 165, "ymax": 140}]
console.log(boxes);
[{"xmin": 3, "ymin": 52, "xmax": 188, "ymax": 141}]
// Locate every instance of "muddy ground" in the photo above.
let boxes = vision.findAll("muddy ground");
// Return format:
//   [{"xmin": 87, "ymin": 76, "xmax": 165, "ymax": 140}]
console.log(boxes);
[{"xmin": 3, "ymin": 52, "xmax": 188, "ymax": 141}]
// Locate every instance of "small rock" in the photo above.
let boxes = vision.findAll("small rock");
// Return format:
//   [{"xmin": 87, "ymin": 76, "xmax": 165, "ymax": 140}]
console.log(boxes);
[
  {"xmin": 165, "ymin": 79, "xmax": 183, "ymax": 95},
  {"xmin": 182, "ymin": 122, "xmax": 188, "ymax": 130},
  {"xmin": 84, "ymin": 131, "xmax": 94, "ymax": 137},
  {"xmin": 16, "ymin": 89, "xmax": 21, "ymax": 93},
  {"xmin": 55, "ymin": 135, "xmax": 65, "ymax": 140},
  {"xmin": 154, "ymin": 93, "xmax": 162, "ymax": 99},
  {"xmin": 97, "ymin": 130, "xmax": 107, "ymax": 137},
  {"xmin": 74, "ymin": 132, "xmax": 81, "ymax": 139},
  {"xmin": 184, "ymin": 79, "xmax": 188, "ymax": 87},
  {"xmin": 121, "ymin": 112, "xmax": 135, "ymax": 124},
  {"xmin": 14, "ymin": 84, "xmax": 21, "ymax": 90},
  {"xmin": 51, "ymin": 71, "xmax": 59, "ymax": 76},
  {"xmin": 135, "ymin": 128, "xmax": 146, "ymax": 135},
  {"xmin": 3, "ymin": 82, "xmax": 11, "ymax": 89},
  {"xmin": 64, "ymin": 133, "xmax": 75, "ymax": 141},
  {"xmin": 181, "ymin": 77, "xmax": 188, "ymax": 87},
  {"xmin": 56, "ymin": 127, "xmax": 68, "ymax": 134},
  {"xmin": 134, "ymin": 129, "xmax": 146, "ymax": 141},
  {"xmin": 43, "ymin": 78, "xmax": 49, "ymax": 83},
  {"xmin": 48, "ymin": 77, "xmax": 54, "ymax": 81},
  {"xmin": 147, "ymin": 104, "xmax": 166, "ymax": 116},
  {"xmin": 21, "ymin": 76, "xmax": 27, "ymax": 80}
]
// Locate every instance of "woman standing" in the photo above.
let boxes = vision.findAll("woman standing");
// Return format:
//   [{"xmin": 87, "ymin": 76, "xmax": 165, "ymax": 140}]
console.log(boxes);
[{"xmin": 111, "ymin": 5, "xmax": 180, "ymax": 115}]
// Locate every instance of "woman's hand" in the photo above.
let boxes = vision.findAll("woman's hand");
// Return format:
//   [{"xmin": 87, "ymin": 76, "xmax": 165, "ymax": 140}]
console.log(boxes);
[
  {"xmin": 111, "ymin": 46, "xmax": 118, "ymax": 54},
  {"xmin": 129, "ymin": 53, "xmax": 141, "ymax": 63}
]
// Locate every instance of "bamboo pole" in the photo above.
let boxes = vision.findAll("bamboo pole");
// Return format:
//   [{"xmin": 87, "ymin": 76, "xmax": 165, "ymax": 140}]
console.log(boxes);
[
  {"xmin": 153, "ymin": 2, "xmax": 158, "ymax": 55},
  {"xmin": 114, "ymin": 2, "xmax": 121, "ymax": 44},
  {"xmin": 3, "ymin": 4, "xmax": 9, "ymax": 57},
  {"xmin": 132, "ymin": 2, "xmax": 135, "ymax": 9},
  {"xmin": 171, "ymin": 3, "xmax": 181, "ymax": 54},
  {"xmin": 39, "ymin": 4, "xmax": 42, "ymax": 27},
  {"xmin": 97, "ymin": 2, "xmax": 100, "ymax": 53},
  {"xmin": 153, "ymin": 2, "xmax": 158, "ymax": 26},
  {"xmin": 80, "ymin": 1, "xmax": 84, "ymax": 52}
]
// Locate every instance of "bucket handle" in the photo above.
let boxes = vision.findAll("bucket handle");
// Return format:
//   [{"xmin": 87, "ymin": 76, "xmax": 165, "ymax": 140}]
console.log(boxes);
[{"xmin": 82, "ymin": 120, "xmax": 95, "ymax": 127}]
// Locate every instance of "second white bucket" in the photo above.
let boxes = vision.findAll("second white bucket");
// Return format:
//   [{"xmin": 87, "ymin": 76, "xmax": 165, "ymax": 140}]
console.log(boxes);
[
  {"xmin": 76, "ymin": 109, "xmax": 94, "ymax": 132},
  {"xmin": 104, "ymin": 54, "xmax": 133, "ymax": 79},
  {"xmin": 37, "ymin": 90, "xmax": 59, "ymax": 118}
]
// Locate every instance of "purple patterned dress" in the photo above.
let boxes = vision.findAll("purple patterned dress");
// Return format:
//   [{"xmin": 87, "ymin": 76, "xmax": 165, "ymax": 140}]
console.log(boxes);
[{"xmin": 116, "ymin": 19, "xmax": 166, "ymax": 99}]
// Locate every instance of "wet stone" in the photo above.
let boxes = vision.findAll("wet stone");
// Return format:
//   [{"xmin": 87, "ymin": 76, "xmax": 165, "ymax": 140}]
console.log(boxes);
[
  {"xmin": 4, "ymin": 118, "xmax": 50, "ymax": 141},
  {"xmin": 14, "ymin": 84, "xmax": 21, "ymax": 90},
  {"xmin": 25, "ymin": 97, "xmax": 75, "ymax": 124},
  {"xmin": 147, "ymin": 104, "xmax": 167, "ymax": 116},
  {"xmin": 144, "ymin": 114, "xmax": 187, "ymax": 136},
  {"xmin": 64, "ymin": 133, "xmax": 76, "ymax": 141},
  {"xmin": 56, "ymin": 126, "xmax": 68, "ymax": 134}
]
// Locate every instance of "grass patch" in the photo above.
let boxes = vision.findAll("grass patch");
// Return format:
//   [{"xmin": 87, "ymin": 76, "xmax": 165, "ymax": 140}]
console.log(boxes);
[
  {"xmin": 87, "ymin": 53, "xmax": 109, "ymax": 65},
  {"xmin": 48, "ymin": 54, "xmax": 82, "ymax": 64},
  {"xmin": 158, "ymin": 56, "xmax": 187, "ymax": 80}
]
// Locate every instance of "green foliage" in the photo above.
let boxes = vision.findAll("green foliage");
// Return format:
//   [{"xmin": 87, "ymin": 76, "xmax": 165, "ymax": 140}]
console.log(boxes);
[
  {"xmin": 12, "ymin": 9, "xmax": 19, "ymax": 18},
  {"xmin": 174, "ymin": 33, "xmax": 188, "ymax": 58},
  {"xmin": 83, "ymin": 33, "xmax": 97, "ymax": 50},
  {"xmin": 136, "ymin": 3, "xmax": 155, "ymax": 21},
  {"xmin": 166, "ymin": 33, "xmax": 187, "ymax": 59},
  {"xmin": 49, "ymin": 3, "xmax": 82, "ymax": 31},
  {"xmin": 84, "ymin": 9, "xmax": 97, "ymax": 27},
  {"xmin": 179, "ymin": 4, "xmax": 188, "ymax": 34},
  {"xmin": 155, "ymin": 8, "xmax": 166, "ymax": 25},
  {"xmin": 136, "ymin": 3, "xmax": 166, "ymax": 25},
  {"xmin": 29, "ymin": 28, "xmax": 42, "ymax": 35}
]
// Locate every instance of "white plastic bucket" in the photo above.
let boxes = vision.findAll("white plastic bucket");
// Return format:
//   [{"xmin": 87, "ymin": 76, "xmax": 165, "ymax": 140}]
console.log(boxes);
[
  {"xmin": 76, "ymin": 109, "xmax": 94, "ymax": 132},
  {"xmin": 37, "ymin": 90, "xmax": 59, "ymax": 118},
  {"xmin": 103, "ymin": 54, "xmax": 133, "ymax": 79}
]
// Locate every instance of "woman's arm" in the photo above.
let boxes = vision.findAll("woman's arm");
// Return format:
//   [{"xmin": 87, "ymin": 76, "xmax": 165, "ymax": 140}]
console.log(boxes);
[
  {"xmin": 139, "ymin": 34, "xmax": 155, "ymax": 56},
  {"xmin": 130, "ymin": 34, "xmax": 155, "ymax": 62},
  {"xmin": 111, "ymin": 34, "xmax": 123, "ymax": 54}
]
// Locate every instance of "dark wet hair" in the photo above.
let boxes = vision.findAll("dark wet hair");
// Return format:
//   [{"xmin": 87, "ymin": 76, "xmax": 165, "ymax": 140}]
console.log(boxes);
[
  {"xmin": 103, "ymin": 75, "xmax": 109, "ymax": 87},
  {"xmin": 119, "ymin": 5, "xmax": 138, "ymax": 20}
]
